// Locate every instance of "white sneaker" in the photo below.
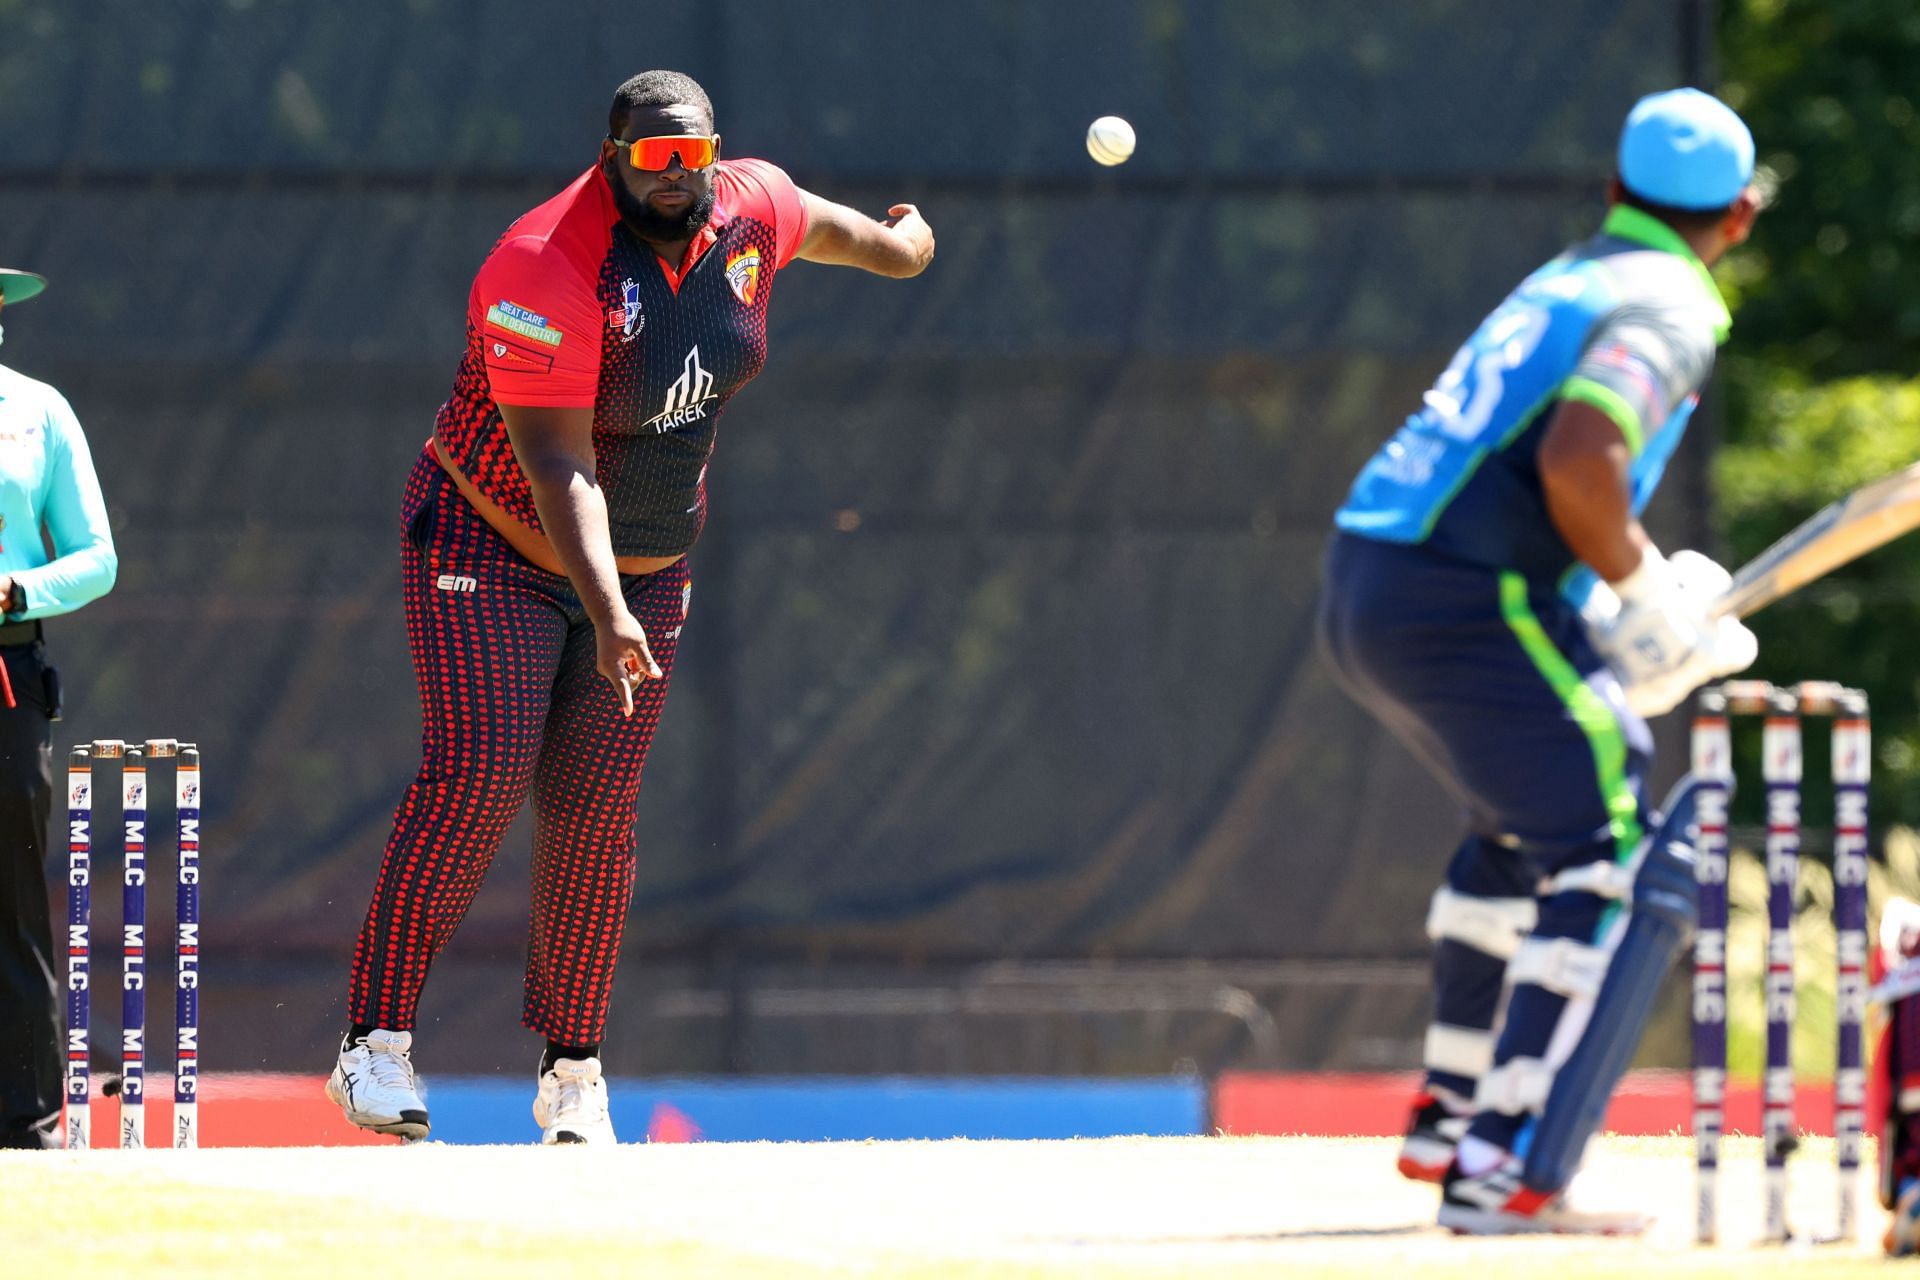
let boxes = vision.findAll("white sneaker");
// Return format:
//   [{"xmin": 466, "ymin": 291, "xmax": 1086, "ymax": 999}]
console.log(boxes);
[
  {"xmin": 326, "ymin": 1029, "xmax": 430, "ymax": 1139},
  {"xmin": 1438, "ymin": 1154, "xmax": 1650, "ymax": 1236},
  {"xmin": 533, "ymin": 1056, "xmax": 616, "ymax": 1145}
]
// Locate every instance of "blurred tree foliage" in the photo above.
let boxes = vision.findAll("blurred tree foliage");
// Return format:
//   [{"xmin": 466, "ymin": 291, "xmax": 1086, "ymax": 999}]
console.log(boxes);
[
  {"xmin": 1711, "ymin": 1, "xmax": 1920, "ymax": 827},
  {"xmin": 1718, "ymin": 0, "xmax": 1920, "ymax": 377},
  {"xmin": 1716, "ymin": 377, "xmax": 1920, "ymax": 824}
]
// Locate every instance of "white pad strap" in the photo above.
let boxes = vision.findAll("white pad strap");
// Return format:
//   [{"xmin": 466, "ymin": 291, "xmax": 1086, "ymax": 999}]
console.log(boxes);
[
  {"xmin": 1425, "ymin": 1023, "xmax": 1496, "ymax": 1079},
  {"xmin": 1475, "ymin": 1056, "xmax": 1554, "ymax": 1116},
  {"xmin": 1425, "ymin": 887, "xmax": 1538, "ymax": 961},
  {"xmin": 1543, "ymin": 861, "xmax": 1636, "ymax": 900},
  {"xmin": 1506, "ymin": 935, "xmax": 1609, "ymax": 999}
]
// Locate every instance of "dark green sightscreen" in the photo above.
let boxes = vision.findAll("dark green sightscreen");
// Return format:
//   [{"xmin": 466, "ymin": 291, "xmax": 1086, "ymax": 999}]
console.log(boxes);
[{"xmin": 0, "ymin": 0, "xmax": 1700, "ymax": 1070}]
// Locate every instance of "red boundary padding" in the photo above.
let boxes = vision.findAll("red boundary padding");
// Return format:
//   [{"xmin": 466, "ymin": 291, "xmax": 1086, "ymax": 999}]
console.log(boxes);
[
  {"xmin": 71, "ymin": 1069, "xmax": 1851, "ymax": 1146},
  {"xmin": 75, "ymin": 1073, "xmax": 397, "ymax": 1148},
  {"xmin": 1213, "ymin": 1070, "xmax": 1847, "ymax": 1138}
]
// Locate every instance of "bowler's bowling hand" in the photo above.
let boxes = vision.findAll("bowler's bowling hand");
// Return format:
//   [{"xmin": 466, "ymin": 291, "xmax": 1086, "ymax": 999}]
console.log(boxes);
[{"xmin": 596, "ymin": 610, "xmax": 661, "ymax": 717}]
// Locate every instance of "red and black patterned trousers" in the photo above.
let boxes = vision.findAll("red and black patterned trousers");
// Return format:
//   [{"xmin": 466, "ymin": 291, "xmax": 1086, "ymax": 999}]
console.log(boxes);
[{"xmin": 348, "ymin": 451, "xmax": 689, "ymax": 1044}]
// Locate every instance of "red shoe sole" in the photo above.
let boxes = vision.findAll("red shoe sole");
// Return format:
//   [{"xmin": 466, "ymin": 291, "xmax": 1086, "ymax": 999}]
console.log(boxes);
[{"xmin": 1397, "ymin": 1154, "xmax": 1448, "ymax": 1184}]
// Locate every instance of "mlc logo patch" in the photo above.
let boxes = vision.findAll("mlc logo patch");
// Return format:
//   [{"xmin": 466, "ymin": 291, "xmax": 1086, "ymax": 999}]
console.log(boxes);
[{"xmin": 606, "ymin": 277, "xmax": 645, "ymax": 341}]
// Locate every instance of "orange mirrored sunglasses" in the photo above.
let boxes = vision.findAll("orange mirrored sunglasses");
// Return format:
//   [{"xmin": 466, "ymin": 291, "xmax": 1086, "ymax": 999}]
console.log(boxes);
[{"xmin": 612, "ymin": 133, "xmax": 719, "ymax": 171}]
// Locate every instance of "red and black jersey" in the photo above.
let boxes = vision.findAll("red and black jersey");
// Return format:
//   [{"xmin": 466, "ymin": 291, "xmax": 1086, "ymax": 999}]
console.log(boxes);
[{"xmin": 434, "ymin": 160, "xmax": 809, "ymax": 557}]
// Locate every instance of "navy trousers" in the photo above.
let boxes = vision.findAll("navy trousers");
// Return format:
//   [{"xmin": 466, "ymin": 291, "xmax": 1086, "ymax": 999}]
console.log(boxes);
[{"xmin": 1318, "ymin": 531, "xmax": 1652, "ymax": 1150}]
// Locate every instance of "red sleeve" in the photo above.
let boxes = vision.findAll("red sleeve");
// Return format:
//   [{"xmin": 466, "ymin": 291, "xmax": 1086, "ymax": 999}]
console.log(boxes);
[
  {"xmin": 470, "ymin": 235, "xmax": 603, "ymax": 408},
  {"xmin": 720, "ymin": 159, "xmax": 810, "ymax": 268}
]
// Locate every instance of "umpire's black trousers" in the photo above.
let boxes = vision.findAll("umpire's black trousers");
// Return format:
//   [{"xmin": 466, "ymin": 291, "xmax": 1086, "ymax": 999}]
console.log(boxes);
[{"xmin": 0, "ymin": 627, "xmax": 58, "ymax": 1148}]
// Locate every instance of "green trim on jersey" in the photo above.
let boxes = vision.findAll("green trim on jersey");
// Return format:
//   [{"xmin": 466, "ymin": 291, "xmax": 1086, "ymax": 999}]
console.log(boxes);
[
  {"xmin": 1559, "ymin": 375, "xmax": 1646, "ymax": 455},
  {"xmin": 1600, "ymin": 205, "xmax": 1732, "ymax": 342},
  {"xmin": 1497, "ymin": 573, "xmax": 1644, "ymax": 884}
]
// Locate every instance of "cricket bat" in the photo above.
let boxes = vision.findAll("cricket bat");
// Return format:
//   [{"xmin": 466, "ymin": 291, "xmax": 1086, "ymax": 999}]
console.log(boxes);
[{"xmin": 1718, "ymin": 459, "xmax": 1920, "ymax": 618}]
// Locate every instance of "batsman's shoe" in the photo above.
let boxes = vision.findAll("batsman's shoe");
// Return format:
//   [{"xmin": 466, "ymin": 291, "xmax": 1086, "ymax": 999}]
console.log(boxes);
[
  {"xmin": 534, "ymin": 1056, "xmax": 617, "ymax": 1145},
  {"xmin": 1397, "ymin": 1092, "xmax": 1470, "ymax": 1184},
  {"xmin": 326, "ymin": 1029, "xmax": 430, "ymax": 1139},
  {"xmin": 1887, "ymin": 1176, "xmax": 1920, "ymax": 1256},
  {"xmin": 1438, "ymin": 1155, "xmax": 1651, "ymax": 1236}
]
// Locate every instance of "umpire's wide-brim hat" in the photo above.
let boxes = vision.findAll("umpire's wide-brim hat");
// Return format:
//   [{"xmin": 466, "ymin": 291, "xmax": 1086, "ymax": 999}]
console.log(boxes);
[{"xmin": 0, "ymin": 269, "xmax": 48, "ymax": 305}]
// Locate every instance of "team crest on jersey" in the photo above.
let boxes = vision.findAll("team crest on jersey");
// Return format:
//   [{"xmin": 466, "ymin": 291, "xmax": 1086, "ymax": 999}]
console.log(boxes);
[
  {"xmin": 725, "ymin": 248, "xmax": 761, "ymax": 305},
  {"xmin": 605, "ymin": 278, "xmax": 646, "ymax": 341}
]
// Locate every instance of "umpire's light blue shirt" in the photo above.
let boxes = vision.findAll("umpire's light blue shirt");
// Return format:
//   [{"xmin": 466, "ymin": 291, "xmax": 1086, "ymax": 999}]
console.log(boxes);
[{"xmin": 0, "ymin": 363, "xmax": 116, "ymax": 618}]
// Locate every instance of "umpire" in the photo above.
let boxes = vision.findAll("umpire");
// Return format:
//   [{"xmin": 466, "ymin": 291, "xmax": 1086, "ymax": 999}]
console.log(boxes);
[{"xmin": 0, "ymin": 267, "xmax": 118, "ymax": 1149}]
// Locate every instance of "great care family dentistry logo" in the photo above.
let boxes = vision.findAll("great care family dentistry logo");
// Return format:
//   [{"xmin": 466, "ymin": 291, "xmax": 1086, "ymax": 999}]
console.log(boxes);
[{"xmin": 485, "ymin": 300, "xmax": 564, "ymax": 348}]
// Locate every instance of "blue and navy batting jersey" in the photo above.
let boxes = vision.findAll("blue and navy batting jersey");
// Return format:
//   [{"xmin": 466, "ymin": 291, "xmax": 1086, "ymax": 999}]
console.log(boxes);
[{"xmin": 1334, "ymin": 205, "xmax": 1731, "ymax": 588}]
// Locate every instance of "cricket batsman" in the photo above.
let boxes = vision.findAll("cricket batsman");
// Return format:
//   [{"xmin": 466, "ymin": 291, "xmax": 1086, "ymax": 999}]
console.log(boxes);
[{"xmin": 1317, "ymin": 88, "xmax": 1764, "ymax": 1232}]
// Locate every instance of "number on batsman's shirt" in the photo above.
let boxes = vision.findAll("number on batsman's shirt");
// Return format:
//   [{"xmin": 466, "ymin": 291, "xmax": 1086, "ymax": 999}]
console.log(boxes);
[{"xmin": 1334, "ymin": 204, "xmax": 1730, "ymax": 595}]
